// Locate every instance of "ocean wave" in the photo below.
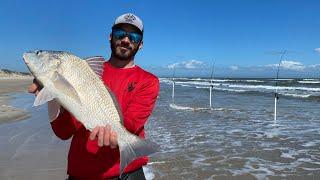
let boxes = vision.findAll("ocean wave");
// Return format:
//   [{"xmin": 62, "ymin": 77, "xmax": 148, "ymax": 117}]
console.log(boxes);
[
  {"xmin": 241, "ymin": 80, "xmax": 265, "ymax": 83},
  {"xmin": 175, "ymin": 81, "xmax": 211, "ymax": 86},
  {"xmin": 278, "ymin": 93, "xmax": 310, "ymax": 98},
  {"xmin": 213, "ymin": 87, "xmax": 248, "ymax": 93},
  {"xmin": 269, "ymin": 78, "xmax": 295, "ymax": 81},
  {"xmin": 276, "ymin": 93, "xmax": 320, "ymax": 100},
  {"xmin": 225, "ymin": 84, "xmax": 320, "ymax": 92},
  {"xmin": 169, "ymin": 103, "xmax": 211, "ymax": 111},
  {"xmin": 303, "ymin": 78, "xmax": 319, "ymax": 81},
  {"xmin": 160, "ymin": 78, "xmax": 320, "ymax": 100},
  {"xmin": 189, "ymin": 78, "xmax": 206, "ymax": 81},
  {"xmin": 169, "ymin": 103, "xmax": 238, "ymax": 111},
  {"xmin": 159, "ymin": 78, "xmax": 173, "ymax": 83},
  {"xmin": 163, "ymin": 80, "xmax": 320, "ymax": 92},
  {"xmin": 298, "ymin": 80, "xmax": 320, "ymax": 84},
  {"xmin": 162, "ymin": 81, "xmax": 320, "ymax": 98},
  {"xmin": 213, "ymin": 79, "xmax": 236, "ymax": 82}
]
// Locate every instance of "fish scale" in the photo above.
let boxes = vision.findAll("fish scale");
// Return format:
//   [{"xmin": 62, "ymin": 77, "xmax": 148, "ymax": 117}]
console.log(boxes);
[{"xmin": 59, "ymin": 54, "xmax": 121, "ymax": 130}]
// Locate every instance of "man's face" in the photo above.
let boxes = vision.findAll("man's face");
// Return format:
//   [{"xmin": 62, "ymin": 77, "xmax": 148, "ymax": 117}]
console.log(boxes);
[{"xmin": 110, "ymin": 24, "xmax": 143, "ymax": 61}]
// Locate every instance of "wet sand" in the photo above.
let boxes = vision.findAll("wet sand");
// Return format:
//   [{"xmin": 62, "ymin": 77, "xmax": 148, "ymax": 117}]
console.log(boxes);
[
  {"xmin": 0, "ymin": 78, "xmax": 33, "ymax": 124},
  {"xmin": 0, "ymin": 78, "xmax": 70, "ymax": 179}
]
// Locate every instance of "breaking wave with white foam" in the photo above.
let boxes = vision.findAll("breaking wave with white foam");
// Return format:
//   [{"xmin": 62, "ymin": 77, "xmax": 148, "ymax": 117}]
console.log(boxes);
[{"xmin": 160, "ymin": 77, "xmax": 320, "ymax": 100}]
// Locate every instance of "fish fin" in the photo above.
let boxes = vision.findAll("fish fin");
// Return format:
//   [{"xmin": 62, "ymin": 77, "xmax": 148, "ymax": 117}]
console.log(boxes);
[
  {"xmin": 85, "ymin": 56, "xmax": 105, "ymax": 78},
  {"xmin": 47, "ymin": 100, "xmax": 61, "ymax": 122},
  {"xmin": 85, "ymin": 56, "xmax": 124, "ymax": 123},
  {"xmin": 34, "ymin": 87, "xmax": 56, "ymax": 106},
  {"xmin": 52, "ymin": 72, "xmax": 81, "ymax": 105},
  {"xmin": 118, "ymin": 136, "xmax": 159, "ymax": 175}
]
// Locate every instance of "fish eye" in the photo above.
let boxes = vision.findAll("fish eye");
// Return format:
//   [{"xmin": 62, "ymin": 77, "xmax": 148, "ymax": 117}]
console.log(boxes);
[{"xmin": 36, "ymin": 50, "xmax": 42, "ymax": 55}]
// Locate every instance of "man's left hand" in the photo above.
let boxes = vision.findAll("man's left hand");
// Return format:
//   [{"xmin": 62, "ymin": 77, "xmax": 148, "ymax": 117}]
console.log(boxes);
[{"xmin": 89, "ymin": 125, "xmax": 118, "ymax": 148}]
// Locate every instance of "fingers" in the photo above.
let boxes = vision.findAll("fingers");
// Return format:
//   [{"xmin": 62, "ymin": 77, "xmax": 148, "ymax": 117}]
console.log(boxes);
[
  {"xmin": 90, "ymin": 126, "xmax": 100, "ymax": 140},
  {"xmin": 33, "ymin": 79, "xmax": 43, "ymax": 89},
  {"xmin": 28, "ymin": 83, "xmax": 39, "ymax": 94},
  {"xmin": 103, "ymin": 125, "xmax": 111, "ymax": 146},
  {"xmin": 89, "ymin": 125, "xmax": 118, "ymax": 148},
  {"xmin": 28, "ymin": 79, "xmax": 42, "ymax": 95},
  {"xmin": 97, "ymin": 127, "xmax": 105, "ymax": 147},
  {"xmin": 110, "ymin": 130, "xmax": 118, "ymax": 149}
]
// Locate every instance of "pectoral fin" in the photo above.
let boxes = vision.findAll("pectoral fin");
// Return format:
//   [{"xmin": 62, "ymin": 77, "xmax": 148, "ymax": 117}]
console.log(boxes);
[
  {"xmin": 52, "ymin": 72, "xmax": 81, "ymax": 105},
  {"xmin": 48, "ymin": 100, "xmax": 61, "ymax": 122},
  {"xmin": 34, "ymin": 87, "xmax": 56, "ymax": 106}
]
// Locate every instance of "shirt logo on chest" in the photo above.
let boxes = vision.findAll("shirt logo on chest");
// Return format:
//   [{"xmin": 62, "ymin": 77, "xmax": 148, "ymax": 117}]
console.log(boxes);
[{"xmin": 127, "ymin": 82, "xmax": 137, "ymax": 92}]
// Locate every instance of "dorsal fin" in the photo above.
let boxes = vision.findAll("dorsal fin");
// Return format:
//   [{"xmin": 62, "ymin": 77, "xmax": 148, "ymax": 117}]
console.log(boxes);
[
  {"xmin": 85, "ymin": 56, "xmax": 105, "ymax": 78},
  {"xmin": 85, "ymin": 56, "xmax": 123, "ymax": 123}
]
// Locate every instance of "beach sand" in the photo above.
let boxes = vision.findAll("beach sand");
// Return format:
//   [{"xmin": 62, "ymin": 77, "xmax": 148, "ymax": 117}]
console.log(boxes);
[
  {"xmin": 0, "ymin": 78, "xmax": 69, "ymax": 180},
  {"xmin": 0, "ymin": 78, "xmax": 33, "ymax": 124}
]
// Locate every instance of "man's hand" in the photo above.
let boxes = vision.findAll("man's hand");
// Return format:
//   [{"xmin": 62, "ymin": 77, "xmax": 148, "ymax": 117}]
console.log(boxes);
[
  {"xmin": 28, "ymin": 79, "xmax": 65, "ymax": 115},
  {"xmin": 90, "ymin": 125, "xmax": 118, "ymax": 148},
  {"xmin": 28, "ymin": 79, "xmax": 42, "ymax": 95}
]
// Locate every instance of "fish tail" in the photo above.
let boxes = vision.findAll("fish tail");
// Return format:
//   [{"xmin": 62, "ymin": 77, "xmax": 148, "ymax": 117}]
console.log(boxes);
[{"xmin": 118, "ymin": 135, "xmax": 159, "ymax": 175}]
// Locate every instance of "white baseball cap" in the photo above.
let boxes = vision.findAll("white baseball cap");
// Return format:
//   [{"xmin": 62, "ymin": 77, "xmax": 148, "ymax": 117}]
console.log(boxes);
[{"xmin": 113, "ymin": 13, "xmax": 143, "ymax": 33}]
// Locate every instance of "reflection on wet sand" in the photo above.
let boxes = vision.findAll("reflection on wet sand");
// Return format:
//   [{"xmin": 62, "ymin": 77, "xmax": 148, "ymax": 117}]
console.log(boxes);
[
  {"xmin": 0, "ymin": 79, "xmax": 32, "ymax": 124},
  {"xmin": 0, "ymin": 79, "xmax": 70, "ymax": 179}
]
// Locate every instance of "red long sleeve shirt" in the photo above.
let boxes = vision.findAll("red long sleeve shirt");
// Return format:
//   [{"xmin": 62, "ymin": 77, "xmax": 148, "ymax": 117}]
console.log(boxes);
[{"xmin": 50, "ymin": 61, "xmax": 159, "ymax": 179}]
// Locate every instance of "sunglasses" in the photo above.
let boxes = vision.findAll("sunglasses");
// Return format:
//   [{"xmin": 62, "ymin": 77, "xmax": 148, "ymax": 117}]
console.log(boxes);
[{"xmin": 112, "ymin": 29, "xmax": 143, "ymax": 44}]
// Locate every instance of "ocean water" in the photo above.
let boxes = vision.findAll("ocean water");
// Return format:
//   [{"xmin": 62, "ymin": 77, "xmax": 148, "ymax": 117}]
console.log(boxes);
[
  {"xmin": 146, "ymin": 78, "xmax": 320, "ymax": 179},
  {"xmin": 0, "ymin": 78, "xmax": 320, "ymax": 179}
]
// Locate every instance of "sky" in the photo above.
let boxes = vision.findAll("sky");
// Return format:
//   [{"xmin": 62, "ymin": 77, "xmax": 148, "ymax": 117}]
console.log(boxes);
[{"xmin": 0, "ymin": 0, "xmax": 319, "ymax": 78}]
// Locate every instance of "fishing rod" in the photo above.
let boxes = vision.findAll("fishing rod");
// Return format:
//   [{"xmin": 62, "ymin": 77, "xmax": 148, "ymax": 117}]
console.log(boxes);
[
  {"xmin": 172, "ymin": 66, "xmax": 176, "ymax": 103},
  {"xmin": 209, "ymin": 61, "xmax": 215, "ymax": 109},
  {"xmin": 274, "ymin": 50, "xmax": 286, "ymax": 124}
]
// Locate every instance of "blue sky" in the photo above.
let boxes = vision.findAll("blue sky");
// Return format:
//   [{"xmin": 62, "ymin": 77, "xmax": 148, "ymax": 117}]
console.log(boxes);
[{"xmin": 0, "ymin": 0, "xmax": 319, "ymax": 77}]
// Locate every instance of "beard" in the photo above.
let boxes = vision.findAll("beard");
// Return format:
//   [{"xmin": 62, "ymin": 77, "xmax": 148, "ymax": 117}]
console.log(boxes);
[{"xmin": 110, "ymin": 38, "xmax": 139, "ymax": 61}]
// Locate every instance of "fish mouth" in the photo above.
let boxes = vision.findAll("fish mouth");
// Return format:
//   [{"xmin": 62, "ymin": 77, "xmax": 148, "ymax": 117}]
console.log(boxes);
[
  {"xmin": 22, "ymin": 50, "xmax": 42, "ymax": 76},
  {"xmin": 22, "ymin": 51, "xmax": 36, "ymax": 64}
]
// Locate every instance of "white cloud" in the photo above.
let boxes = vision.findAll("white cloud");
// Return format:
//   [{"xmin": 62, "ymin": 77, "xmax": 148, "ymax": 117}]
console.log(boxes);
[
  {"xmin": 314, "ymin": 48, "xmax": 320, "ymax": 53},
  {"xmin": 308, "ymin": 64, "xmax": 320, "ymax": 69},
  {"xmin": 265, "ymin": 60, "xmax": 305, "ymax": 71},
  {"xmin": 168, "ymin": 60, "xmax": 205, "ymax": 69},
  {"xmin": 229, "ymin": 65, "xmax": 239, "ymax": 71}
]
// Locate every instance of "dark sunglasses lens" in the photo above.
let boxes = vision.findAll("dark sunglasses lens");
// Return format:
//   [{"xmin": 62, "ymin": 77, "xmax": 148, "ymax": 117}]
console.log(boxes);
[
  {"xmin": 129, "ymin": 33, "xmax": 142, "ymax": 43},
  {"xmin": 113, "ymin": 29, "xmax": 142, "ymax": 43},
  {"xmin": 113, "ymin": 29, "xmax": 126, "ymax": 40}
]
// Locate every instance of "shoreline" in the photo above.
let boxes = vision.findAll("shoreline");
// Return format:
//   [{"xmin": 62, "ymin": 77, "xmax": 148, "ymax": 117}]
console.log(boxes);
[{"xmin": 0, "ymin": 78, "xmax": 33, "ymax": 125}]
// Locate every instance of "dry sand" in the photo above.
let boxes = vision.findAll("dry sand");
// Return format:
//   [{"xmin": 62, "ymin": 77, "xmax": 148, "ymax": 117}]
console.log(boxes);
[{"xmin": 0, "ymin": 78, "xmax": 33, "ymax": 124}]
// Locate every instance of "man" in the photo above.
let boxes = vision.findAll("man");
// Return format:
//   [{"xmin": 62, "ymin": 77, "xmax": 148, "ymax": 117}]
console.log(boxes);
[{"xmin": 28, "ymin": 13, "xmax": 159, "ymax": 179}]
